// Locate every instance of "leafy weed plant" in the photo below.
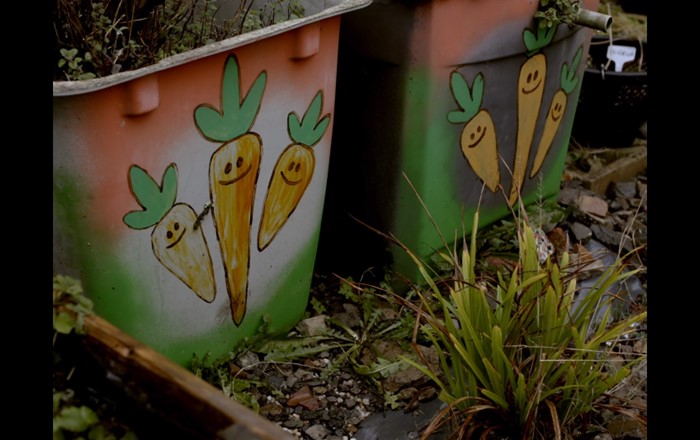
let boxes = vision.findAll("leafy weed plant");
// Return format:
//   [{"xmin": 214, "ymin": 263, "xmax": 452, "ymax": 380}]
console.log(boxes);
[
  {"xmin": 376, "ymin": 185, "xmax": 647, "ymax": 439},
  {"xmin": 53, "ymin": 275, "xmax": 139, "ymax": 440}
]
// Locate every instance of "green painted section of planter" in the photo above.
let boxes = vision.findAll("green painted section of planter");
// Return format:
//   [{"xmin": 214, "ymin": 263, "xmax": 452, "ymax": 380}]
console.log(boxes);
[
  {"xmin": 53, "ymin": 0, "xmax": 371, "ymax": 367},
  {"xmin": 317, "ymin": 0, "xmax": 598, "ymax": 284}
]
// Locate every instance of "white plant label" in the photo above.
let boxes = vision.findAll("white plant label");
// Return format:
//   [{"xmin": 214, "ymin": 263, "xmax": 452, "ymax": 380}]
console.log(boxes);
[{"xmin": 606, "ymin": 45, "xmax": 636, "ymax": 72}]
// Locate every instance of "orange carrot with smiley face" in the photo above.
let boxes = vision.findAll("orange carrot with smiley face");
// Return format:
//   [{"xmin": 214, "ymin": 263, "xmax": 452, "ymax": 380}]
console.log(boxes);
[
  {"xmin": 508, "ymin": 25, "xmax": 556, "ymax": 206},
  {"xmin": 257, "ymin": 90, "xmax": 330, "ymax": 252},
  {"xmin": 194, "ymin": 54, "xmax": 266, "ymax": 325},
  {"xmin": 123, "ymin": 163, "xmax": 216, "ymax": 302},
  {"xmin": 448, "ymin": 71, "xmax": 500, "ymax": 192},
  {"xmin": 530, "ymin": 46, "xmax": 583, "ymax": 178}
]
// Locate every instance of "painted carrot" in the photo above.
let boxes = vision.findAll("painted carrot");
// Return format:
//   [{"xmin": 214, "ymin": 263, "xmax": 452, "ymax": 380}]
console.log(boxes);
[
  {"xmin": 194, "ymin": 54, "xmax": 266, "ymax": 325},
  {"xmin": 530, "ymin": 46, "xmax": 583, "ymax": 178},
  {"xmin": 508, "ymin": 25, "xmax": 556, "ymax": 206},
  {"xmin": 258, "ymin": 90, "xmax": 330, "ymax": 251},
  {"xmin": 447, "ymin": 71, "xmax": 500, "ymax": 192},
  {"xmin": 123, "ymin": 163, "xmax": 216, "ymax": 303}
]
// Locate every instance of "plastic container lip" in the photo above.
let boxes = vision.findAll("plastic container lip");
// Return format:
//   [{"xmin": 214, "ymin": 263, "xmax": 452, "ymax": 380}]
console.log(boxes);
[{"xmin": 53, "ymin": 0, "xmax": 372, "ymax": 97}]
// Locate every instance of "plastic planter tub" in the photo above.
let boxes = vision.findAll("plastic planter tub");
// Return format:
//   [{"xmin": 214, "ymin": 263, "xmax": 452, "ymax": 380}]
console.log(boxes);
[
  {"xmin": 53, "ymin": 0, "xmax": 371, "ymax": 367},
  {"xmin": 317, "ymin": 0, "xmax": 601, "ymax": 283}
]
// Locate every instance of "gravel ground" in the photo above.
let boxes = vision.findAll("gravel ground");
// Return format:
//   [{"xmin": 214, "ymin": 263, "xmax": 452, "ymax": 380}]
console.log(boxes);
[
  {"xmin": 53, "ymin": 142, "xmax": 647, "ymax": 440},
  {"xmin": 208, "ymin": 142, "xmax": 648, "ymax": 440}
]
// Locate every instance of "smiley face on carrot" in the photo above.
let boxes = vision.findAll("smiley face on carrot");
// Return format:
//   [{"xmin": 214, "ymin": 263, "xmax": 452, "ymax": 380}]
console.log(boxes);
[
  {"xmin": 508, "ymin": 25, "xmax": 556, "ymax": 206},
  {"xmin": 258, "ymin": 90, "xmax": 330, "ymax": 251},
  {"xmin": 448, "ymin": 71, "xmax": 500, "ymax": 192},
  {"xmin": 194, "ymin": 54, "xmax": 266, "ymax": 325},
  {"xmin": 530, "ymin": 46, "xmax": 583, "ymax": 178},
  {"xmin": 123, "ymin": 163, "xmax": 216, "ymax": 303}
]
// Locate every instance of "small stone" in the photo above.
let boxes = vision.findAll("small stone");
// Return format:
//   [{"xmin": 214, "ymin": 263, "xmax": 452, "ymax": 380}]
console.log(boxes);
[
  {"xmin": 397, "ymin": 387, "xmax": 417, "ymax": 401},
  {"xmin": 296, "ymin": 315, "xmax": 329, "ymax": 337},
  {"xmin": 590, "ymin": 224, "xmax": 626, "ymax": 250},
  {"xmin": 416, "ymin": 387, "xmax": 437, "ymax": 401},
  {"xmin": 267, "ymin": 374, "xmax": 286, "ymax": 390},
  {"xmin": 578, "ymin": 194, "xmax": 608, "ymax": 218},
  {"xmin": 234, "ymin": 350, "xmax": 260, "ymax": 369},
  {"xmin": 287, "ymin": 385, "xmax": 314, "ymax": 407},
  {"xmin": 260, "ymin": 401, "xmax": 284, "ymax": 417},
  {"xmin": 571, "ymin": 222, "xmax": 592, "ymax": 243},
  {"xmin": 557, "ymin": 186, "xmax": 581, "ymax": 206},
  {"xmin": 282, "ymin": 418, "xmax": 305, "ymax": 429},
  {"xmin": 609, "ymin": 181, "xmax": 637, "ymax": 200},
  {"xmin": 345, "ymin": 397, "xmax": 357, "ymax": 409},
  {"xmin": 304, "ymin": 424, "xmax": 330, "ymax": 440},
  {"xmin": 313, "ymin": 386, "xmax": 328, "ymax": 395},
  {"xmin": 332, "ymin": 303, "xmax": 362, "ymax": 328}
]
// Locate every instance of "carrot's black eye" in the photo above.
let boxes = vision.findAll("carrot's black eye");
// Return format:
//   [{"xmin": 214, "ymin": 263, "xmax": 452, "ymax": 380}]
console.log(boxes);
[
  {"xmin": 237, "ymin": 157, "xmax": 243, "ymax": 168},
  {"xmin": 167, "ymin": 231, "xmax": 173, "ymax": 239},
  {"xmin": 174, "ymin": 222, "xmax": 180, "ymax": 231},
  {"xmin": 295, "ymin": 163, "xmax": 301, "ymax": 173},
  {"xmin": 288, "ymin": 162, "xmax": 295, "ymax": 172},
  {"xmin": 224, "ymin": 162, "xmax": 232, "ymax": 174}
]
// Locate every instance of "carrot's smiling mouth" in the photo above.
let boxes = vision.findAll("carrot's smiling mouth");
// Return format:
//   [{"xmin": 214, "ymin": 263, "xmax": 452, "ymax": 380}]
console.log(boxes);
[
  {"xmin": 219, "ymin": 163, "xmax": 252, "ymax": 185},
  {"xmin": 281, "ymin": 171, "xmax": 302, "ymax": 185},
  {"xmin": 550, "ymin": 109, "xmax": 562, "ymax": 122},
  {"xmin": 467, "ymin": 127, "xmax": 487, "ymax": 149},
  {"xmin": 166, "ymin": 228, "xmax": 186, "ymax": 249},
  {"xmin": 521, "ymin": 79, "xmax": 542, "ymax": 95}
]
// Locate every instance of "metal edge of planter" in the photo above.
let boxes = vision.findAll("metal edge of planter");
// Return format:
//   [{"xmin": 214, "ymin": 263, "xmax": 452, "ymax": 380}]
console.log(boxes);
[{"xmin": 53, "ymin": 0, "xmax": 372, "ymax": 96}]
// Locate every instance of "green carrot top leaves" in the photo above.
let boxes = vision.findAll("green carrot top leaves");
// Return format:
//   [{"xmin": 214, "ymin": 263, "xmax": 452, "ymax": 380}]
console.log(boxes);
[
  {"xmin": 123, "ymin": 163, "xmax": 178, "ymax": 230},
  {"xmin": 288, "ymin": 90, "xmax": 331, "ymax": 147},
  {"xmin": 194, "ymin": 54, "xmax": 267, "ymax": 142},
  {"xmin": 560, "ymin": 46, "xmax": 583, "ymax": 94},
  {"xmin": 523, "ymin": 25, "xmax": 556, "ymax": 56},
  {"xmin": 448, "ymin": 71, "xmax": 484, "ymax": 124}
]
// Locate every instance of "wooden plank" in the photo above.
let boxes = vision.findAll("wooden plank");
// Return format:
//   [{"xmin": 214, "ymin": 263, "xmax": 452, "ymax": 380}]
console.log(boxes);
[{"xmin": 80, "ymin": 313, "xmax": 295, "ymax": 440}]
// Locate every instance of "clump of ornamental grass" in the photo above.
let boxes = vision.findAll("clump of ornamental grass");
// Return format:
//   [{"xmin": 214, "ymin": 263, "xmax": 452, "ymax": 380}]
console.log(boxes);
[{"xmin": 379, "ymin": 187, "xmax": 646, "ymax": 439}]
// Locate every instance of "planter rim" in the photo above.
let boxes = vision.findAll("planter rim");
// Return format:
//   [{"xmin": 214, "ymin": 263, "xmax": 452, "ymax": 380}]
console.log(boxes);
[
  {"xmin": 53, "ymin": 0, "xmax": 371, "ymax": 97},
  {"xmin": 586, "ymin": 36, "xmax": 647, "ymax": 77},
  {"xmin": 584, "ymin": 67, "xmax": 646, "ymax": 78}
]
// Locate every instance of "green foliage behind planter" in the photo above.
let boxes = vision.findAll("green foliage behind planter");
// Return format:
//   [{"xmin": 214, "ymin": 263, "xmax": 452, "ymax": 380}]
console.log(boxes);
[{"xmin": 53, "ymin": 0, "xmax": 305, "ymax": 80}]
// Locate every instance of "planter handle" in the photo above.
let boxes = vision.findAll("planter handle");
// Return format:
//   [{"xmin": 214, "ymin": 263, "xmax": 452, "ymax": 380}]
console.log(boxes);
[
  {"xmin": 123, "ymin": 75, "xmax": 160, "ymax": 116},
  {"xmin": 574, "ymin": 9, "xmax": 612, "ymax": 33},
  {"xmin": 291, "ymin": 23, "xmax": 320, "ymax": 60}
]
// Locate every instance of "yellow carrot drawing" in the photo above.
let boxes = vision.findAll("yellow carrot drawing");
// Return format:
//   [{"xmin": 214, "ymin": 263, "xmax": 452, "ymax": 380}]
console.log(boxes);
[
  {"xmin": 508, "ymin": 25, "xmax": 556, "ymax": 206},
  {"xmin": 194, "ymin": 54, "xmax": 266, "ymax": 325},
  {"xmin": 530, "ymin": 46, "xmax": 583, "ymax": 177},
  {"xmin": 447, "ymin": 71, "xmax": 500, "ymax": 192},
  {"xmin": 123, "ymin": 163, "xmax": 216, "ymax": 302},
  {"xmin": 258, "ymin": 90, "xmax": 330, "ymax": 251}
]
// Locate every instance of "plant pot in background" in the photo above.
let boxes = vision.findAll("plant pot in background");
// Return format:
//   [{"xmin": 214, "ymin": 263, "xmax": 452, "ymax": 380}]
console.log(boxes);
[
  {"xmin": 571, "ymin": 35, "xmax": 647, "ymax": 148},
  {"xmin": 53, "ymin": 0, "xmax": 371, "ymax": 367},
  {"xmin": 316, "ymin": 0, "xmax": 604, "ymax": 285},
  {"xmin": 617, "ymin": 0, "xmax": 649, "ymax": 15}
]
